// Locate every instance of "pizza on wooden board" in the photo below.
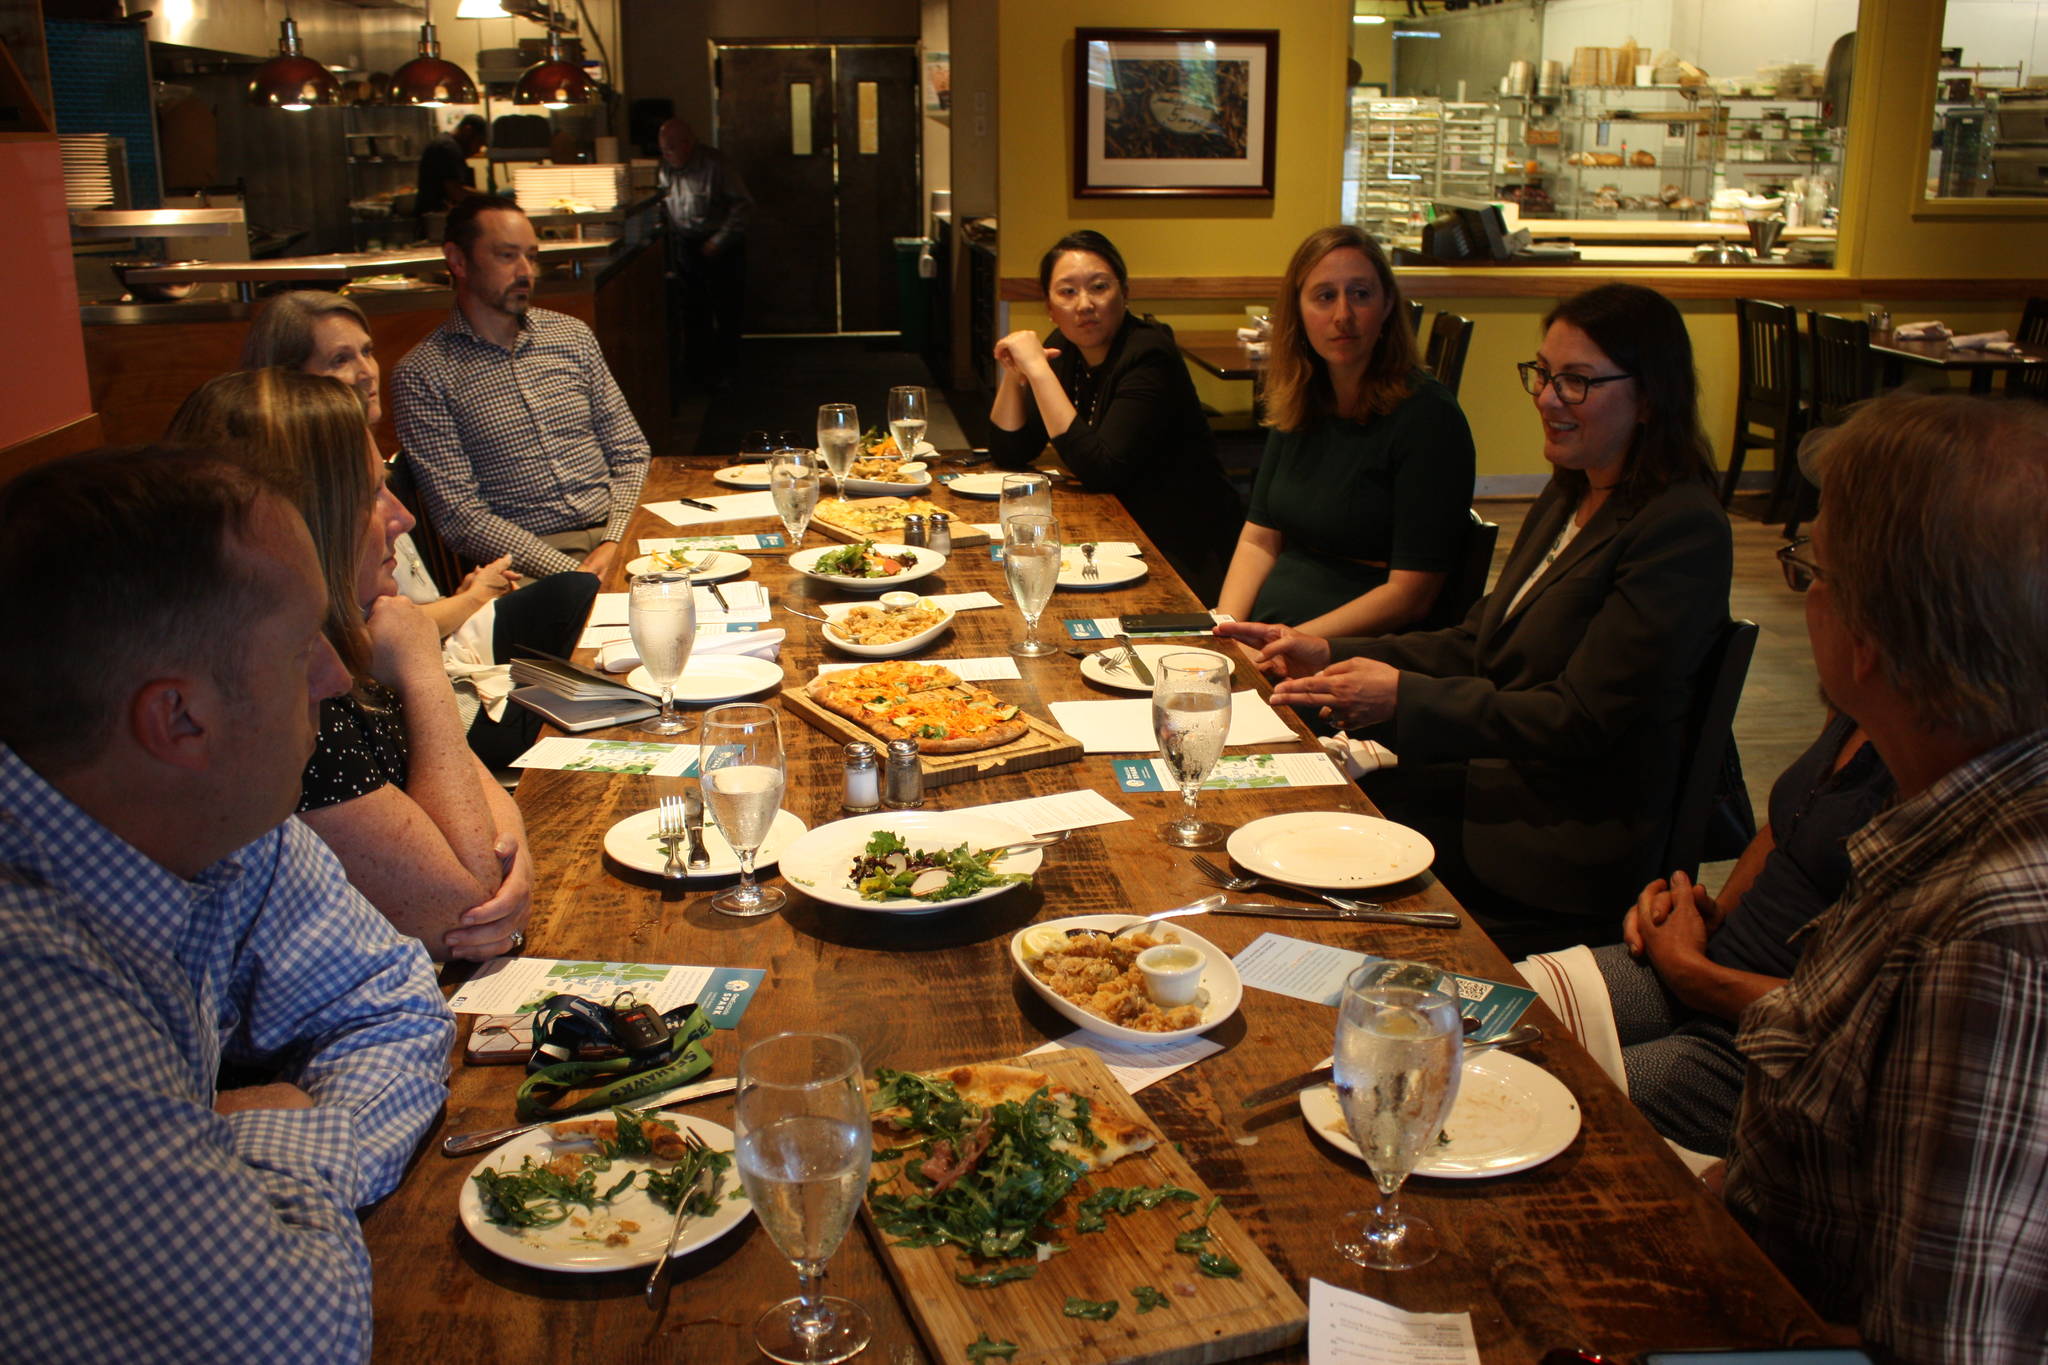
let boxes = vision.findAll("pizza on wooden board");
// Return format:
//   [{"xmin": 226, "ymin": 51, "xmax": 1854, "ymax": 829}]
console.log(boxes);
[
  {"xmin": 814, "ymin": 494, "xmax": 947, "ymax": 537},
  {"xmin": 807, "ymin": 661, "xmax": 1032, "ymax": 755},
  {"xmin": 869, "ymin": 1063, "xmax": 1157, "ymax": 1174}
]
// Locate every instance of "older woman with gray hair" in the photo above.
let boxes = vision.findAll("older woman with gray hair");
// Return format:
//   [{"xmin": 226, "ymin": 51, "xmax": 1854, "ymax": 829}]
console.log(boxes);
[{"xmin": 241, "ymin": 290, "xmax": 597, "ymax": 768}]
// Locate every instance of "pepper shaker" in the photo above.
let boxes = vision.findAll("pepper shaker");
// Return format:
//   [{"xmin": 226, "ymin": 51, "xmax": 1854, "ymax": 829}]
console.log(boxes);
[
  {"xmin": 901, "ymin": 514, "xmax": 928, "ymax": 548},
  {"xmin": 883, "ymin": 739, "xmax": 925, "ymax": 810},
  {"xmin": 841, "ymin": 742, "xmax": 881, "ymax": 814}
]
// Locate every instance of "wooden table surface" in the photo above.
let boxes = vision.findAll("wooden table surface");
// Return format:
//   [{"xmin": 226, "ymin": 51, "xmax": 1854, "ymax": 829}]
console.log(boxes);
[
  {"xmin": 1177, "ymin": 331, "xmax": 1262, "ymax": 382},
  {"xmin": 364, "ymin": 457, "xmax": 1828, "ymax": 1363},
  {"xmin": 1870, "ymin": 333, "xmax": 2048, "ymax": 394}
]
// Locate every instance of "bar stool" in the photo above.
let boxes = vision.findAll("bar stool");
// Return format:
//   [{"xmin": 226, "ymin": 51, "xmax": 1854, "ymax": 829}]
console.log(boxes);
[{"xmin": 1720, "ymin": 299, "xmax": 1804, "ymax": 511}]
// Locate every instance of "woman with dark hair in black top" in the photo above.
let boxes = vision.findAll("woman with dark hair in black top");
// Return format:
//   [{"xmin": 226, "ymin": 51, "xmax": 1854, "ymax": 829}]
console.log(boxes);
[{"xmin": 987, "ymin": 230, "xmax": 1243, "ymax": 603}]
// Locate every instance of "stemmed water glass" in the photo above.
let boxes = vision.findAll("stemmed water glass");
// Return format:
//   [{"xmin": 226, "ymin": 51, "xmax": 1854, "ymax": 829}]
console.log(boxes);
[
  {"xmin": 816, "ymin": 403, "xmax": 860, "ymax": 500},
  {"xmin": 1002, "ymin": 512, "xmax": 1061, "ymax": 658},
  {"xmin": 1332, "ymin": 963, "xmax": 1463, "ymax": 1270},
  {"xmin": 734, "ymin": 1032, "xmax": 873, "ymax": 1365},
  {"xmin": 629, "ymin": 571, "xmax": 697, "ymax": 735},
  {"xmin": 698, "ymin": 703, "xmax": 787, "ymax": 917},
  {"xmin": 770, "ymin": 449, "xmax": 822, "ymax": 549},
  {"xmin": 886, "ymin": 385, "xmax": 928, "ymax": 459},
  {"xmin": 1152, "ymin": 652, "xmax": 1231, "ymax": 847},
  {"xmin": 999, "ymin": 471, "xmax": 1053, "ymax": 526}
]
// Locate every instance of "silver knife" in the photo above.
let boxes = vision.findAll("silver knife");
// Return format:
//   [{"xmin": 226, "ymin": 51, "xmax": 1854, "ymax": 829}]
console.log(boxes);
[
  {"xmin": 1213, "ymin": 900, "xmax": 1460, "ymax": 927},
  {"xmin": 1238, "ymin": 1025, "xmax": 1544, "ymax": 1109},
  {"xmin": 439, "ymin": 1076, "xmax": 738, "ymax": 1156},
  {"xmin": 1114, "ymin": 632, "xmax": 1154, "ymax": 685},
  {"xmin": 683, "ymin": 787, "xmax": 710, "ymax": 870}
]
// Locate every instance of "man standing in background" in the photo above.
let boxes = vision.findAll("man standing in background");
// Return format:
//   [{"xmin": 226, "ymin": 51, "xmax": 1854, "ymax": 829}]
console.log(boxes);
[
  {"xmin": 416, "ymin": 114, "xmax": 488, "ymax": 225},
  {"xmin": 658, "ymin": 116, "xmax": 753, "ymax": 396}
]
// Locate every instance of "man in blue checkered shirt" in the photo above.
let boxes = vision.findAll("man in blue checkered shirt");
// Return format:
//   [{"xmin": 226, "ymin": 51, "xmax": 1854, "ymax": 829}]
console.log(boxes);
[
  {"xmin": 0, "ymin": 448, "xmax": 454, "ymax": 1363},
  {"xmin": 393, "ymin": 194, "xmax": 649, "ymax": 580}
]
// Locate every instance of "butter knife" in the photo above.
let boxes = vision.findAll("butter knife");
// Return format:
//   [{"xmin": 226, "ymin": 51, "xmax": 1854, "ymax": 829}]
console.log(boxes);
[
  {"xmin": 683, "ymin": 787, "xmax": 711, "ymax": 870},
  {"xmin": 1114, "ymin": 632, "xmax": 1154, "ymax": 685},
  {"xmin": 1239, "ymin": 1025, "xmax": 1544, "ymax": 1109},
  {"xmin": 439, "ymin": 1076, "xmax": 737, "ymax": 1156},
  {"xmin": 1213, "ymin": 900, "xmax": 1459, "ymax": 927}
]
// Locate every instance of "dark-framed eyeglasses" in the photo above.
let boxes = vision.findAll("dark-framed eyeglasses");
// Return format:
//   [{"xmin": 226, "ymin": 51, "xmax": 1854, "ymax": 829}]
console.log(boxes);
[
  {"xmin": 1777, "ymin": 536, "xmax": 1826, "ymax": 592},
  {"xmin": 1517, "ymin": 361, "xmax": 1635, "ymax": 405}
]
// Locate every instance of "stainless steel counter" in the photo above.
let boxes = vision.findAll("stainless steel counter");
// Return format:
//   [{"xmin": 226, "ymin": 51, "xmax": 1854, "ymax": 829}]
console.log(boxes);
[{"xmin": 119, "ymin": 240, "xmax": 613, "ymax": 300}]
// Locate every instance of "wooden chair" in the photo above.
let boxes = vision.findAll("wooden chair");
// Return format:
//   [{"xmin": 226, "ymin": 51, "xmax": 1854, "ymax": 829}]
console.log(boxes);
[
  {"xmin": 1423, "ymin": 312, "xmax": 1474, "ymax": 397},
  {"xmin": 1660, "ymin": 618, "xmax": 1760, "ymax": 880},
  {"xmin": 1784, "ymin": 310, "xmax": 1879, "ymax": 537},
  {"xmin": 1720, "ymin": 299, "xmax": 1804, "ymax": 510},
  {"xmin": 2016, "ymin": 296, "xmax": 2048, "ymax": 400},
  {"xmin": 1407, "ymin": 298, "xmax": 1424, "ymax": 339},
  {"xmin": 385, "ymin": 451, "xmax": 474, "ymax": 597},
  {"xmin": 1420, "ymin": 508, "xmax": 1499, "ymax": 629}
]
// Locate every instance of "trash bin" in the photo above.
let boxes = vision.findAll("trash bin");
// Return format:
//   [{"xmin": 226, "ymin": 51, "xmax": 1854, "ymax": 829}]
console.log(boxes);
[{"xmin": 893, "ymin": 236, "xmax": 934, "ymax": 352}]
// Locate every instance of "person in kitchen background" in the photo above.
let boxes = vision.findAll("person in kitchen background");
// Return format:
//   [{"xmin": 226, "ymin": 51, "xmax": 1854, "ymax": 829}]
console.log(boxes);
[
  {"xmin": 658, "ymin": 116, "xmax": 753, "ymax": 397},
  {"xmin": 415, "ymin": 113, "xmax": 487, "ymax": 229}
]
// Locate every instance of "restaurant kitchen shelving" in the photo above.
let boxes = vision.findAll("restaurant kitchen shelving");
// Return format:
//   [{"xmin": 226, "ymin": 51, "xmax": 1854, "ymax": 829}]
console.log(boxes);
[
  {"xmin": 1349, "ymin": 94, "xmax": 1501, "ymax": 244},
  {"xmin": 1554, "ymin": 85, "xmax": 1721, "ymax": 219}
]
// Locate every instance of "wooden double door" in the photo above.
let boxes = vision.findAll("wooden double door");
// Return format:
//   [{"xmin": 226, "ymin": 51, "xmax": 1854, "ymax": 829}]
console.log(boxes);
[{"xmin": 714, "ymin": 42, "xmax": 921, "ymax": 335}]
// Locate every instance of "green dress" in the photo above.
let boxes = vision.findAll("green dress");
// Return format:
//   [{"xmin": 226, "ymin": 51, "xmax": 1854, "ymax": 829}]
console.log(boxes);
[{"xmin": 1246, "ymin": 372, "xmax": 1475, "ymax": 627}]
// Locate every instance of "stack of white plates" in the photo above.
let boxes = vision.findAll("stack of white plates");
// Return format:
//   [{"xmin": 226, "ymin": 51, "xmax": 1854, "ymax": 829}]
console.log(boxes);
[
  {"xmin": 59, "ymin": 135, "xmax": 117, "ymax": 209},
  {"xmin": 509, "ymin": 164, "xmax": 628, "ymax": 211}
]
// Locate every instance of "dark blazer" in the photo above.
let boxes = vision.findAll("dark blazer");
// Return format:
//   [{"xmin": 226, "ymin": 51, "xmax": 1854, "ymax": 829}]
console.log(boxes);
[
  {"xmin": 988, "ymin": 314, "xmax": 1244, "ymax": 602},
  {"xmin": 1335, "ymin": 475, "xmax": 1733, "ymax": 916}
]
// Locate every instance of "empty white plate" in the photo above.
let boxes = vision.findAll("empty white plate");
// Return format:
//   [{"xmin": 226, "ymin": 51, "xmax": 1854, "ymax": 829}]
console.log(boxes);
[
  {"xmin": 1300, "ymin": 1049, "xmax": 1581, "ymax": 1178},
  {"xmin": 1225, "ymin": 811, "xmax": 1434, "ymax": 889},
  {"xmin": 625, "ymin": 654, "xmax": 783, "ymax": 704}
]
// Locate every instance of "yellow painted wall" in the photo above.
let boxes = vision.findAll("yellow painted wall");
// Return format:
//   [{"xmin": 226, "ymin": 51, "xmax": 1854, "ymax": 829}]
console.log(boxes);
[{"xmin": 996, "ymin": 0, "xmax": 1352, "ymax": 285}]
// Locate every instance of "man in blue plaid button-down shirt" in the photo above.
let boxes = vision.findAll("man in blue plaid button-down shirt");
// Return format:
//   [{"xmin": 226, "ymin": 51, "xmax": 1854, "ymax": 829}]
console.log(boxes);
[
  {"xmin": 394, "ymin": 195, "xmax": 649, "ymax": 581},
  {"xmin": 0, "ymin": 449, "xmax": 453, "ymax": 1363}
]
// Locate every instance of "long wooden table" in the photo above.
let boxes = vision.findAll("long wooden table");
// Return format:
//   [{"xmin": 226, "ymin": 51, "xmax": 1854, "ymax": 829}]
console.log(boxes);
[{"xmin": 364, "ymin": 457, "xmax": 1828, "ymax": 1362}]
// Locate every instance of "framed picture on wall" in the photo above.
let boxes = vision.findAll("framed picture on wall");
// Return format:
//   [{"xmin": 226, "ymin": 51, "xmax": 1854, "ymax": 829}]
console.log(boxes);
[{"xmin": 1072, "ymin": 28, "xmax": 1279, "ymax": 198}]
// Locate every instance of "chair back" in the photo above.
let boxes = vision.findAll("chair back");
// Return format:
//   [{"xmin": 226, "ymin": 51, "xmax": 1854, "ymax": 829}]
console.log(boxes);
[
  {"xmin": 2017, "ymin": 297, "xmax": 2048, "ymax": 399},
  {"xmin": 1661, "ymin": 619, "xmax": 1760, "ymax": 879},
  {"xmin": 385, "ymin": 450, "xmax": 473, "ymax": 597},
  {"xmin": 1808, "ymin": 310, "xmax": 1878, "ymax": 428},
  {"xmin": 1407, "ymin": 298, "xmax": 1425, "ymax": 339},
  {"xmin": 1421, "ymin": 508, "xmax": 1498, "ymax": 629},
  {"xmin": 1423, "ymin": 312, "xmax": 1474, "ymax": 397},
  {"xmin": 1734, "ymin": 298, "xmax": 1801, "ymax": 428}
]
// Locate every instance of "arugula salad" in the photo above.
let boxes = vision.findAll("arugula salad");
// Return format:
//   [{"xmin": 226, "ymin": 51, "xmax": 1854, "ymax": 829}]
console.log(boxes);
[
  {"xmin": 812, "ymin": 538, "xmax": 917, "ymax": 579},
  {"xmin": 850, "ymin": 830, "xmax": 1032, "ymax": 902}
]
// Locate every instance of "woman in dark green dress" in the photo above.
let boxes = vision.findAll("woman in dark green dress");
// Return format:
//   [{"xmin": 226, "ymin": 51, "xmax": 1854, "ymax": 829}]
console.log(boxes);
[{"xmin": 1215, "ymin": 226, "xmax": 1475, "ymax": 635}]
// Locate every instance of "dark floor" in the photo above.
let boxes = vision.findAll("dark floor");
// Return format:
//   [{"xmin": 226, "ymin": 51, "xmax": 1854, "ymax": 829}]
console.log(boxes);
[{"xmin": 669, "ymin": 337, "xmax": 975, "ymax": 458}]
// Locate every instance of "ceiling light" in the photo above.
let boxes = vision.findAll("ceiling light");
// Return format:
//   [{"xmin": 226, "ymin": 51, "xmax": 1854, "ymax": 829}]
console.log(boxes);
[
  {"xmin": 248, "ymin": 16, "xmax": 337, "ymax": 112},
  {"xmin": 390, "ymin": 4, "xmax": 477, "ymax": 107},
  {"xmin": 1392, "ymin": 29, "xmax": 1443, "ymax": 38},
  {"xmin": 513, "ymin": 26, "xmax": 593, "ymax": 109},
  {"xmin": 1353, "ymin": 14, "xmax": 1388, "ymax": 23},
  {"xmin": 456, "ymin": 0, "xmax": 509, "ymax": 16}
]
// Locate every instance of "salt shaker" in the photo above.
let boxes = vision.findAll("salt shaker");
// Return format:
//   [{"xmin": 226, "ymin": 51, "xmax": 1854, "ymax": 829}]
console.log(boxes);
[
  {"xmin": 901, "ymin": 514, "xmax": 928, "ymax": 548},
  {"xmin": 925, "ymin": 512, "xmax": 953, "ymax": 557},
  {"xmin": 841, "ymin": 742, "xmax": 881, "ymax": 814},
  {"xmin": 883, "ymin": 739, "xmax": 925, "ymax": 809}
]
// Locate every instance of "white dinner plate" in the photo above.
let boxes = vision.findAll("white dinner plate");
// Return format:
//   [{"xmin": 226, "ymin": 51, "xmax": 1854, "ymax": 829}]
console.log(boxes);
[
  {"xmin": 1299, "ymin": 1049, "xmax": 1582, "ymax": 1179},
  {"xmin": 1010, "ymin": 913, "xmax": 1243, "ymax": 1046},
  {"xmin": 1057, "ymin": 551, "xmax": 1148, "ymax": 591},
  {"xmin": 623, "ymin": 550, "xmax": 751, "ymax": 583},
  {"xmin": 711, "ymin": 465, "xmax": 772, "ymax": 489},
  {"xmin": 778, "ymin": 810, "xmax": 1042, "ymax": 914},
  {"xmin": 626, "ymin": 655, "xmax": 783, "ymax": 704},
  {"xmin": 941, "ymin": 471, "xmax": 1009, "ymax": 499},
  {"xmin": 818, "ymin": 599, "xmax": 956, "ymax": 657},
  {"xmin": 1079, "ymin": 643, "xmax": 1232, "ymax": 694},
  {"xmin": 603, "ymin": 806, "xmax": 809, "ymax": 878},
  {"xmin": 459, "ymin": 1113, "xmax": 752, "ymax": 1271},
  {"xmin": 1226, "ymin": 811, "xmax": 1435, "ymax": 890},
  {"xmin": 788, "ymin": 542, "xmax": 946, "ymax": 592}
]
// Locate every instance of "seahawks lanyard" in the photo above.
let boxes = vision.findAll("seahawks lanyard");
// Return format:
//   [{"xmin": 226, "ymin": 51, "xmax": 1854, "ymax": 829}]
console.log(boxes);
[{"xmin": 513, "ymin": 994, "xmax": 716, "ymax": 1122}]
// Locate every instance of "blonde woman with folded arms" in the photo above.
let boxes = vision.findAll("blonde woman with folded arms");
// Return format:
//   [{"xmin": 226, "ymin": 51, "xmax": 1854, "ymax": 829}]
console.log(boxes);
[{"xmin": 169, "ymin": 368, "xmax": 531, "ymax": 960}]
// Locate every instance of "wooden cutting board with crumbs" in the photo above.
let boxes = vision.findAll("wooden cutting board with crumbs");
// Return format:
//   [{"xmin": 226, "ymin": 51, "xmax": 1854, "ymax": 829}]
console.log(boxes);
[
  {"xmin": 862, "ymin": 1048, "xmax": 1307, "ymax": 1365},
  {"xmin": 778, "ymin": 687, "xmax": 1081, "ymax": 789}
]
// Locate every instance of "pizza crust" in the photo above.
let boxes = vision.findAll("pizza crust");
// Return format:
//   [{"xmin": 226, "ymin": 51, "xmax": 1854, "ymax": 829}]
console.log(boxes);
[{"xmin": 808, "ymin": 662, "xmax": 1032, "ymax": 755}]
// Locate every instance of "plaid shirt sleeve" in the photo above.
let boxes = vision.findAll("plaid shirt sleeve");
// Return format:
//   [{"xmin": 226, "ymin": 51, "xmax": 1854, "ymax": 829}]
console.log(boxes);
[
  {"xmin": 576, "ymin": 324, "xmax": 649, "ymax": 545},
  {"xmin": 390, "ymin": 353, "xmax": 585, "ymax": 577}
]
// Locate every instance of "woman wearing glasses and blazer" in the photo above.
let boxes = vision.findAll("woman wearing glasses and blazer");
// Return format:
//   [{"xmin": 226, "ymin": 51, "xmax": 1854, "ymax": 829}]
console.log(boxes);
[{"xmin": 1219, "ymin": 283, "xmax": 1732, "ymax": 958}]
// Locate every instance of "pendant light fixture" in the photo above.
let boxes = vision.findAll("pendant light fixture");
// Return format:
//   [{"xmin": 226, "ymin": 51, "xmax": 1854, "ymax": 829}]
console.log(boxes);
[
  {"xmin": 390, "ymin": 1, "xmax": 478, "ymax": 107},
  {"xmin": 512, "ymin": 22, "xmax": 593, "ymax": 109},
  {"xmin": 455, "ymin": 0, "xmax": 509, "ymax": 15},
  {"xmin": 248, "ymin": 15, "xmax": 338, "ymax": 112}
]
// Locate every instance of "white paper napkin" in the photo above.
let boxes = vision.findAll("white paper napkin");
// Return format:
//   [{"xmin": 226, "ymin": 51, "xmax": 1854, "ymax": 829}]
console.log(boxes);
[
  {"xmin": 1893, "ymin": 320, "xmax": 1949, "ymax": 340},
  {"xmin": 1047, "ymin": 690, "xmax": 1298, "ymax": 754},
  {"xmin": 1950, "ymin": 329, "xmax": 2012, "ymax": 351}
]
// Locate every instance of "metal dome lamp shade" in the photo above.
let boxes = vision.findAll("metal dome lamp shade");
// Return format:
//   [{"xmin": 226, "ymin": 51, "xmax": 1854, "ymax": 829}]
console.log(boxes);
[
  {"xmin": 391, "ymin": 6, "xmax": 478, "ymax": 107},
  {"xmin": 249, "ymin": 17, "xmax": 338, "ymax": 112},
  {"xmin": 512, "ymin": 27, "xmax": 592, "ymax": 109}
]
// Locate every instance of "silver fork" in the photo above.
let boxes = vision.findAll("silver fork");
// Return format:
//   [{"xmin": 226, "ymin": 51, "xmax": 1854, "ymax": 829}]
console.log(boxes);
[
  {"xmin": 1080, "ymin": 542, "xmax": 1101, "ymax": 581},
  {"xmin": 1189, "ymin": 853, "xmax": 1385, "ymax": 914},
  {"xmin": 1097, "ymin": 651, "xmax": 1127, "ymax": 675},
  {"xmin": 646, "ymin": 1127, "xmax": 713, "ymax": 1307},
  {"xmin": 657, "ymin": 794, "xmax": 687, "ymax": 879}
]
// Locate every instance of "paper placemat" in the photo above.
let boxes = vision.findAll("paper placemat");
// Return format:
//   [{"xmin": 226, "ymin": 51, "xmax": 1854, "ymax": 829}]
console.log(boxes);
[
  {"xmin": 590, "ymin": 582, "xmax": 771, "ymax": 627},
  {"xmin": 577, "ymin": 621, "xmax": 766, "ymax": 650},
  {"xmin": 643, "ymin": 491, "xmax": 778, "ymax": 526},
  {"xmin": 1111, "ymin": 751, "xmax": 1349, "ymax": 792},
  {"xmin": 448, "ymin": 957, "xmax": 765, "ymax": 1026},
  {"xmin": 1309, "ymin": 1280, "xmax": 1478, "ymax": 1365},
  {"xmin": 635, "ymin": 531, "xmax": 786, "ymax": 553},
  {"xmin": 510, "ymin": 736, "xmax": 698, "ymax": 777},
  {"xmin": 1027, "ymin": 1031, "xmax": 1222, "ymax": 1092},
  {"xmin": 953, "ymin": 787, "xmax": 1133, "ymax": 835},
  {"xmin": 1047, "ymin": 690, "xmax": 1297, "ymax": 754},
  {"xmin": 1231, "ymin": 934, "xmax": 1535, "ymax": 1039}
]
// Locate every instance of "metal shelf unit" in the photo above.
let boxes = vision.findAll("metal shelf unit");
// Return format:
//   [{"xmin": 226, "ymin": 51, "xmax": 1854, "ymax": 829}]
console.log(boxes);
[
  {"xmin": 1348, "ymin": 94, "xmax": 1499, "ymax": 244},
  {"xmin": 1555, "ymin": 85, "xmax": 1721, "ymax": 220}
]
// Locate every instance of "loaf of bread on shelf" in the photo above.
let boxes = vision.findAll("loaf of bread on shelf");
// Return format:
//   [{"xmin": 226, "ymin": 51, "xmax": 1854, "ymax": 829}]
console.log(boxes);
[{"xmin": 1631, "ymin": 149, "xmax": 1657, "ymax": 167}]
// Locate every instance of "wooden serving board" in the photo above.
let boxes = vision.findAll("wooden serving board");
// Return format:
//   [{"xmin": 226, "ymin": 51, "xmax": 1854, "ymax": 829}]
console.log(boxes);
[
  {"xmin": 863, "ymin": 1047, "xmax": 1308, "ymax": 1365},
  {"xmin": 812, "ymin": 495, "xmax": 992, "ymax": 549},
  {"xmin": 779, "ymin": 686, "xmax": 1081, "ymax": 789}
]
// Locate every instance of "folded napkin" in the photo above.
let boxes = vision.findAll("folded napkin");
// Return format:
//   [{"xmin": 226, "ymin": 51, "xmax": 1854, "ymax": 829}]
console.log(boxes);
[
  {"xmin": 1893, "ymin": 320, "xmax": 1950, "ymax": 340},
  {"xmin": 1046, "ymin": 690, "xmax": 1297, "ymax": 754},
  {"xmin": 599, "ymin": 627, "xmax": 786, "ymax": 673},
  {"xmin": 1317, "ymin": 732, "xmax": 1399, "ymax": 778},
  {"xmin": 1950, "ymin": 329, "xmax": 2012, "ymax": 351}
]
